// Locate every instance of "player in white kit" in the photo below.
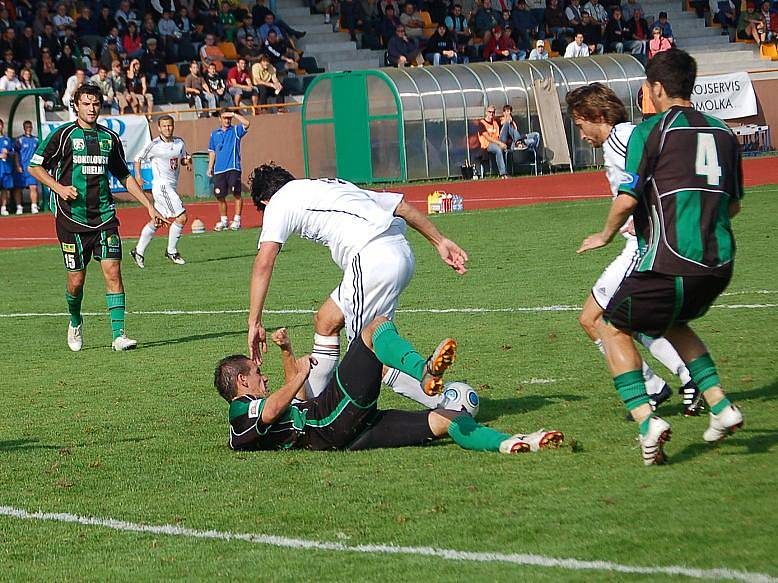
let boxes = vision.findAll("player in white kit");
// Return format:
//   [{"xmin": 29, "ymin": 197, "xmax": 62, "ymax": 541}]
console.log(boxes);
[
  {"xmin": 566, "ymin": 83, "xmax": 702, "ymax": 417},
  {"xmin": 247, "ymin": 164, "xmax": 468, "ymax": 406},
  {"xmin": 130, "ymin": 116, "xmax": 191, "ymax": 267}
]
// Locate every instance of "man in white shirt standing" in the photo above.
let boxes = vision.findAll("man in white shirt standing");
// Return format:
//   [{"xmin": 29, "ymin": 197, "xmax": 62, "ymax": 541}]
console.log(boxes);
[
  {"xmin": 0, "ymin": 66, "xmax": 23, "ymax": 91},
  {"xmin": 130, "ymin": 115, "xmax": 191, "ymax": 267},
  {"xmin": 564, "ymin": 32, "xmax": 590, "ymax": 56},
  {"xmin": 565, "ymin": 83, "xmax": 702, "ymax": 418},
  {"xmin": 247, "ymin": 164, "xmax": 469, "ymax": 407}
]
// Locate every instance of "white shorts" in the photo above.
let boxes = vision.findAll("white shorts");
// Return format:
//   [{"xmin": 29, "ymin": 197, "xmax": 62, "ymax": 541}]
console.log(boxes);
[
  {"xmin": 331, "ymin": 224, "xmax": 416, "ymax": 343},
  {"xmin": 592, "ymin": 236, "xmax": 640, "ymax": 310},
  {"xmin": 152, "ymin": 184, "xmax": 185, "ymax": 219}
]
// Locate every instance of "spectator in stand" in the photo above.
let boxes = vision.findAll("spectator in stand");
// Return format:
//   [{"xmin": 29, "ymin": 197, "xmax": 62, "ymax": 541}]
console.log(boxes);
[
  {"xmin": 545, "ymin": 0, "xmax": 573, "ymax": 41},
  {"xmin": 259, "ymin": 12, "xmax": 283, "ymax": 41},
  {"xmin": 341, "ymin": 0, "xmax": 367, "ymax": 43},
  {"xmin": 19, "ymin": 67, "xmax": 37, "ymax": 90},
  {"xmin": 379, "ymin": 4, "xmax": 402, "ymax": 47},
  {"xmin": 500, "ymin": 104, "xmax": 527, "ymax": 149},
  {"xmin": 205, "ymin": 61, "xmax": 227, "ymax": 106},
  {"xmin": 474, "ymin": 0, "xmax": 500, "ymax": 43},
  {"xmin": 388, "ymin": 24, "xmax": 424, "ymax": 65},
  {"xmin": 207, "ymin": 110, "xmax": 251, "ymax": 231},
  {"xmin": 714, "ymin": 0, "xmax": 737, "ymax": 41},
  {"xmin": 251, "ymin": 54, "xmax": 285, "ymax": 111},
  {"xmin": 109, "ymin": 60, "xmax": 132, "ymax": 114},
  {"xmin": 201, "ymin": 33, "xmax": 227, "ymax": 73},
  {"xmin": 400, "ymin": 3, "xmax": 425, "ymax": 40},
  {"xmin": 116, "ymin": 0, "xmax": 140, "ymax": 33},
  {"xmin": 736, "ymin": 3, "xmax": 763, "ymax": 42},
  {"xmin": 484, "ymin": 25, "xmax": 522, "ymax": 60},
  {"xmin": 239, "ymin": 34, "xmax": 264, "ymax": 61},
  {"xmin": 252, "ymin": 0, "xmax": 271, "ymax": 26},
  {"xmin": 186, "ymin": 61, "xmax": 217, "ymax": 115},
  {"xmin": 650, "ymin": 12, "xmax": 673, "ymax": 43},
  {"xmin": 528, "ymin": 37, "xmax": 549, "ymax": 58},
  {"xmin": 564, "ymin": 31, "xmax": 590, "ymax": 55},
  {"xmin": 151, "ymin": 0, "xmax": 177, "ymax": 17},
  {"xmin": 101, "ymin": 38, "xmax": 124, "ymax": 70},
  {"xmin": 36, "ymin": 48, "xmax": 62, "ymax": 93},
  {"xmin": 104, "ymin": 26, "xmax": 127, "ymax": 59},
  {"xmin": 32, "ymin": 5, "xmax": 51, "ymax": 37},
  {"xmin": 647, "ymin": 25, "xmax": 671, "ymax": 57},
  {"xmin": 629, "ymin": 7, "xmax": 649, "ymax": 52},
  {"xmin": 219, "ymin": 1, "xmax": 237, "ymax": 40},
  {"xmin": 445, "ymin": 4, "xmax": 473, "ymax": 53},
  {"xmin": 423, "ymin": 23, "xmax": 460, "ymax": 65},
  {"xmin": 57, "ymin": 43, "xmax": 79, "ymax": 83},
  {"xmin": 565, "ymin": 0, "xmax": 584, "ymax": 28},
  {"xmin": 16, "ymin": 26, "xmax": 39, "ymax": 66},
  {"xmin": 140, "ymin": 13, "xmax": 160, "ymax": 45},
  {"xmin": 38, "ymin": 23, "xmax": 61, "ymax": 58},
  {"xmin": 0, "ymin": 66, "xmax": 22, "ymax": 91},
  {"xmin": 236, "ymin": 15, "xmax": 260, "ymax": 48},
  {"xmin": 227, "ymin": 57, "xmax": 258, "ymax": 109},
  {"xmin": 62, "ymin": 68, "xmax": 86, "ymax": 113},
  {"xmin": 511, "ymin": 0, "xmax": 538, "ymax": 53},
  {"xmin": 123, "ymin": 22, "xmax": 144, "ymax": 59},
  {"xmin": 86, "ymin": 54, "xmax": 101, "ymax": 76},
  {"xmin": 158, "ymin": 10, "xmax": 182, "ymax": 60},
  {"xmin": 605, "ymin": 7, "xmax": 642, "ymax": 55},
  {"xmin": 316, "ymin": 0, "xmax": 339, "ymax": 26},
  {"xmin": 759, "ymin": 0, "xmax": 777, "ymax": 43},
  {"xmin": 176, "ymin": 6, "xmax": 193, "ymax": 37},
  {"xmin": 0, "ymin": 8, "xmax": 11, "ymax": 32},
  {"xmin": 498, "ymin": 9, "xmax": 512, "ymax": 31},
  {"xmin": 253, "ymin": 5, "xmax": 306, "ymax": 42},
  {"xmin": 576, "ymin": 11, "xmax": 604, "ymax": 53},
  {"xmin": 583, "ymin": 0, "xmax": 608, "ymax": 29},
  {"xmin": 76, "ymin": 6, "xmax": 101, "ymax": 50},
  {"xmin": 126, "ymin": 58, "xmax": 154, "ymax": 115},
  {"xmin": 142, "ymin": 38, "xmax": 175, "ymax": 87},
  {"xmin": 99, "ymin": 6, "xmax": 118, "ymax": 37},
  {"xmin": 91, "ymin": 66, "xmax": 118, "ymax": 113},
  {"xmin": 262, "ymin": 29, "xmax": 299, "ymax": 71},
  {"xmin": 53, "ymin": 3, "xmax": 75, "ymax": 39},
  {"xmin": 478, "ymin": 105, "xmax": 509, "ymax": 179},
  {"xmin": 0, "ymin": 28, "xmax": 14, "ymax": 56},
  {"xmin": 621, "ymin": 0, "xmax": 643, "ymax": 21},
  {"xmin": 0, "ymin": 48, "xmax": 19, "ymax": 73}
]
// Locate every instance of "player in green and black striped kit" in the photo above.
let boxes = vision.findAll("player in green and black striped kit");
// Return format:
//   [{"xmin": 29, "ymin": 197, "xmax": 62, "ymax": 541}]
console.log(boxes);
[
  {"xmin": 29, "ymin": 83, "xmax": 166, "ymax": 352},
  {"xmin": 578, "ymin": 49, "xmax": 744, "ymax": 465}
]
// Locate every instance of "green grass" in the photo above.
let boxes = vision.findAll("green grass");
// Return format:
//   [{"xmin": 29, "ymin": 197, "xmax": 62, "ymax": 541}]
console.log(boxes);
[{"xmin": 1, "ymin": 186, "xmax": 777, "ymax": 581}]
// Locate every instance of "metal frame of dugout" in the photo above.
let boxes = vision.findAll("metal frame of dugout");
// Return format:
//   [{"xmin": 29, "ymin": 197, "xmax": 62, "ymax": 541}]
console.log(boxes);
[{"xmin": 300, "ymin": 54, "xmax": 645, "ymax": 184}]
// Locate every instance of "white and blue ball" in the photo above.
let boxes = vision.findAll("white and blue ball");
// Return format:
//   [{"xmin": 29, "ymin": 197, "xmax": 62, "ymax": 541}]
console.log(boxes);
[{"xmin": 439, "ymin": 381, "xmax": 480, "ymax": 418}]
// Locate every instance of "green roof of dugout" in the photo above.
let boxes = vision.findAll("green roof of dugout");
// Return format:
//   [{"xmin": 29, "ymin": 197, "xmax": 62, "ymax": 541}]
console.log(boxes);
[{"xmin": 301, "ymin": 55, "xmax": 645, "ymax": 183}]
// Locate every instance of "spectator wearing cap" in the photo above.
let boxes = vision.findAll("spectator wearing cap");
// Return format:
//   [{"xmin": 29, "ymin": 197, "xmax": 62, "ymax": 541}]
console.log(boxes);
[
  {"xmin": 564, "ymin": 31, "xmax": 590, "ymax": 56},
  {"xmin": 528, "ymin": 38, "xmax": 549, "ymax": 59},
  {"xmin": 388, "ymin": 24, "xmax": 424, "ymax": 66},
  {"xmin": 650, "ymin": 12, "xmax": 673, "ymax": 43},
  {"xmin": 186, "ymin": 61, "xmax": 217, "ymax": 116},
  {"xmin": 141, "ymin": 38, "xmax": 175, "ymax": 87},
  {"xmin": 423, "ymin": 23, "xmax": 459, "ymax": 65}
]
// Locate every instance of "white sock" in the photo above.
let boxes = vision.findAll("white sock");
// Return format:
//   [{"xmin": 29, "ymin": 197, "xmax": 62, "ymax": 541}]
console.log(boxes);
[
  {"xmin": 636, "ymin": 333, "xmax": 692, "ymax": 385},
  {"xmin": 136, "ymin": 223, "xmax": 157, "ymax": 255},
  {"xmin": 232, "ymin": 214, "xmax": 240, "ymax": 223},
  {"xmin": 642, "ymin": 360, "xmax": 667, "ymax": 396},
  {"xmin": 382, "ymin": 368, "xmax": 444, "ymax": 408},
  {"xmin": 304, "ymin": 334, "xmax": 340, "ymax": 398},
  {"xmin": 220, "ymin": 215, "xmax": 228, "ymax": 224},
  {"xmin": 168, "ymin": 222, "xmax": 184, "ymax": 254}
]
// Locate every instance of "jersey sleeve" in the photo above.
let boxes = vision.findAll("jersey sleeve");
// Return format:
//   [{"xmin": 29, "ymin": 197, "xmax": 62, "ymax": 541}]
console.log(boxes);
[
  {"xmin": 107, "ymin": 133, "xmax": 131, "ymax": 180},
  {"xmin": 236, "ymin": 123, "xmax": 247, "ymax": 138},
  {"xmin": 364, "ymin": 188, "xmax": 404, "ymax": 215},
  {"xmin": 29, "ymin": 126, "xmax": 65, "ymax": 170},
  {"xmin": 180, "ymin": 139, "xmax": 189, "ymax": 159},
  {"xmin": 257, "ymin": 197, "xmax": 294, "ymax": 247},
  {"xmin": 136, "ymin": 139, "xmax": 155, "ymax": 162},
  {"xmin": 208, "ymin": 131, "xmax": 216, "ymax": 152},
  {"xmin": 618, "ymin": 121, "xmax": 654, "ymax": 199}
]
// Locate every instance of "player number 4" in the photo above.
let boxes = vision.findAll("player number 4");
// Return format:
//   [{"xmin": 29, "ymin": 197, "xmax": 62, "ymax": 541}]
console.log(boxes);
[{"xmin": 695, "ymin": 133, "xmax": 722, "ymax": 186}]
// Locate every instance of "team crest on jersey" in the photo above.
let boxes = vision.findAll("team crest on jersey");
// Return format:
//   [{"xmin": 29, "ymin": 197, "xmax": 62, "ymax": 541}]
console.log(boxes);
[
  {"xmin": 248, "ymin": 400, "xmax": 261, "ymax": 418},
  {"xmin": 99, "ymin": 138, "xmax": 112, "ymax": 153},
  {"xmin": 72, "ymin": 138, "xmax": 85, "ymax": 151},
  {"xmin": 106, "ymin": 234, "xmax": 120, "ymax": 248},
  {"xmin": 61, "ymin": 242, "xmax": 76, "ymax": 253}
]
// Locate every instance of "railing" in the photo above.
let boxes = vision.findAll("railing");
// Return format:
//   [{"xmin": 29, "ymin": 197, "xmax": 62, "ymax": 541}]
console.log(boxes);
[{"xmin": 121, "ymin": 102, "xmax": 303, "ymax": 121}]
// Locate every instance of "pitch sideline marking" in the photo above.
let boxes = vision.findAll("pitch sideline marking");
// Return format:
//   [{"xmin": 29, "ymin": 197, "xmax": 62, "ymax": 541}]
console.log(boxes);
[{"xmin": 0, "ymin": 506, "xmax": 774, "ymax": 583}]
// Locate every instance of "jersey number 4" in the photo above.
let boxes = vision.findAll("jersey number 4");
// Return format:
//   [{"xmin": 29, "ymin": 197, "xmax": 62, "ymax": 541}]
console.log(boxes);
[{"xmin": 695, "ymin": 133, "xmax": 722, "ymax": 186}]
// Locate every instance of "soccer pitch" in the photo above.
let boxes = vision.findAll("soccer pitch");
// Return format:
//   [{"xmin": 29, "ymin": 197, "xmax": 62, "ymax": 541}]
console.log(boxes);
[{"xmin": 1, "ymin": 187, "xmax": 776, "ymax": 581}]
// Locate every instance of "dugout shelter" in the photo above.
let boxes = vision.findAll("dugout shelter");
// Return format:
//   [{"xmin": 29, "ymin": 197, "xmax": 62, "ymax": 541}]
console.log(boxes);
[{"xmin": 301, "ymin": 55, "xmax": 644, "ymax": 183}]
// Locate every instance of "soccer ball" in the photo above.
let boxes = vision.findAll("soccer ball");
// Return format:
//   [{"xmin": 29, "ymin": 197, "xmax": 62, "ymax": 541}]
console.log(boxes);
[
  {"xmin": 439, "ymin": 382, "xmax": 480, "ymax": 418},
  {"xmin": 191, "ymin": 218, "xmax": 206, "ymax": 234}
]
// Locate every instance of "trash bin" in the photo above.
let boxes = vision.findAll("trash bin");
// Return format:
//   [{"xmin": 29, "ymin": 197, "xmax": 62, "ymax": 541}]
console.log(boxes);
[{"xmin": 192, "ymin": 152, "xmax": 211, "ymax": 198}]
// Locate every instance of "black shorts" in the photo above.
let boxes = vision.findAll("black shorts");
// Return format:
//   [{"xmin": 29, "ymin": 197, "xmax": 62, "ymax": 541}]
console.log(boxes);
[
  {"xmin": 605, "ymin": 269, "xmax": 732, "ymax": 338},
  {"xmin": 57, "ymin": 223, "xmax": 122, "ymax": 271},
  {"xmin": 212, "ymin": 170, "xmax": 241, "ymax": 198}
]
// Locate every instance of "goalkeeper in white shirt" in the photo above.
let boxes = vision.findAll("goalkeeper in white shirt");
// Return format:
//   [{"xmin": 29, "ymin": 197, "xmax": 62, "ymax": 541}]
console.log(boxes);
[
  {"xmin": 130, "ymin": 115, "xmax": 191, "ymax": 267},
  {"xmin": 566, "ymin": 83, "xmax": 702, "ymax": 417},
  {"xmin": 247, "ymin": 164, "xmax": 469, "ymax": 408}
]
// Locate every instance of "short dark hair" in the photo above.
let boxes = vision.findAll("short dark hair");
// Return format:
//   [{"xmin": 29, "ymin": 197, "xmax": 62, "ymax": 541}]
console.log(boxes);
[
  {"xmin": 158, "ymin": 114, "xmax": 174, "ymax": 125},
  {"xmin": 250, "ymin": 163, "xmax": 295, "ymax": 210},
  {"xmin": 658, "ymin": 11, "xmax": 667, "ymax": 17},
  {"xmin": 72, "ymin": 82, "xmax": 103, "ymax": 110},
  {"xmin": 214, "ymin": 355, "xmax": 253, "ymax": 402},
  {"xmin": 645, "ymin": 49, "xmax": 696, "ymax": 100},
  {"xmin": 565, "ymin": 82, "xmax": 627, "ymax": 126}
]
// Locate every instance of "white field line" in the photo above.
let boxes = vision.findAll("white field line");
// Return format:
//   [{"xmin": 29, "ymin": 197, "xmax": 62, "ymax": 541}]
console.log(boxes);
[
  {"xmin": 1, "ymin": 302, "xmax": 777, "ymax": 319},
  {"xmin": 0, "ymin": 507, "xmax": 774, "ymax": 583}
]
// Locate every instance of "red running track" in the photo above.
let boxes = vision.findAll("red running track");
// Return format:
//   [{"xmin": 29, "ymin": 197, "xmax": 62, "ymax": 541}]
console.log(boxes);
[{"xmin": 1, "ymin": 156, "xmax": 775, "ymax": 249}]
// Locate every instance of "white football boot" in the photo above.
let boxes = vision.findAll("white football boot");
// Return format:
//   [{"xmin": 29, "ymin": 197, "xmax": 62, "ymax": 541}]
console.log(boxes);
[
  {"xmin": 67, "ymin": 321, "xmax": 83, "ymax": 352},
  {"xmin": 164, "ymin": 251, "xmax": 186, "ymax": 265},
  {"xmin": 703, "ymin": 404, "xmax": 743, "ymax": 443},
  {"xmin": 111, "ymin": 334, "xmax": 138, "ymax": 351},
  {"xmin": 499, "ymin": 436, "xmax": 531, "ymax": 454},
  {"xmin": 639, "ymin": 416, "xmax": 672, "ymax": 466},
  {"xmin": 512, "ymin": 429, "xmax": 565, "ymax": 452},
  {"xmin": 130, "ymin": 248, "xmax": 145, "ymax": 269},
  {"xmin": 214, "ymin": 219, "xmax": 229, "ymax": 231}
]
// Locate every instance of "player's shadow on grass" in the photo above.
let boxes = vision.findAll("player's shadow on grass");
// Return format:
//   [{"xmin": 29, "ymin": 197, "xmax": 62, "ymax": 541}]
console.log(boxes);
[
  {"xmin": 195, "ymin": 252, "xmax": 258, "ymax": 264},
  {"xmin": 0, "ymin": 438, "xmax": 63, "ymax": 451},
  {"xmin": 477, "ymin": 393, "xmax": 585, "ymax": 423},
  {"xmin": 137, "ymin": 323, "xmax": 310, "ymax": 349},
  {"xmin": 671, "ymin": 429, "xmax": 778, "ymax": 463},
  {"xmin": 732, "ymin": 379, "xmax": 778, "ymax": 402}
]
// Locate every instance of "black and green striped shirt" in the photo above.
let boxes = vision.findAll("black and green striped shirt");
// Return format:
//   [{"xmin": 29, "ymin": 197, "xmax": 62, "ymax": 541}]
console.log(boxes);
[
  {"xmin": 618, "ymin": 106, "xmax": 743, "ymax": 277},
  {"xmin": 30, "ymin": 122, "xmax": 130, "ymax": 233}
]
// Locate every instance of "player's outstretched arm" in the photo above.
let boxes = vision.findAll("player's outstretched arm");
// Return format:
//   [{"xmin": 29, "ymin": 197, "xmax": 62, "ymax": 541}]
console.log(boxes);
[
  {"xmin": 248, "ymin": 242, "xmax": 281, "ymax": 363},
  {"xmin": 394, "ymin": 200, "xmax": 469, "ymax": 274},
  {"xmin": 578, "ymin": 194, "xmax": 637, "ymax": 254},
  {"xmin": 28, "ymin": 166, "xmax": 78, "ymax": 201},
  {"xmin": 123, "ymin": 174, "xmax": 170, "ymax": 227},
  {"xmin": 260, "ymin": 355, "xmax": 314, "ymax": 423}
]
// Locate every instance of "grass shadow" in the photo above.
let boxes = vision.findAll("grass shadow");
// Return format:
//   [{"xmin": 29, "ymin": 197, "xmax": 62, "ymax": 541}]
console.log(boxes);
[
  {"xmin": 671, "ymin": 428, "xmax": 778, "ymax": 464},
  {"xmin": 477, "ymin": 393, "xmax": 585, "ymax": 423},
  {"xmin": 732, "ymin": 379, "xmax": 778, "ymax": 402},
  {"xmin": 0, "ymin": 438, "xmax": 64, "ymax": 451},
  {"xmin": 196, "ymin": 252, "xmax": 258, "ymax": 264}
]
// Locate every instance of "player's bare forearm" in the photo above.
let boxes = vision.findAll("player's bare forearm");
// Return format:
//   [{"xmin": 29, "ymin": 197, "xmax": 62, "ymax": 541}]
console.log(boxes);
[
  {"xmin": 395, "ymin": 200, "xmax": 443, "ymax": 246},
  {"xmin": 272, "ymin": 328, "xmax": 299, "ymax": 383},
  {"xmin": 248, "ymin": 246, "xmax": 278, "ymax": 326},
  {"xmin": 233, "ymin": 112, "xmax": 250, "ymax": 129},
  {"xmin": 260, "ymin": 366, "xmax": 311, "ymax": 423},
  {"xmin": 133, "ymin": 161, "xmax": 143, "ymax": 182},
  {"xmin": 122, "ymin": 175, "xmax": 153, "ymax": 210},
  {"xmin": 207, "ymin": 151, "xmax": 215, "ymax": 174}
]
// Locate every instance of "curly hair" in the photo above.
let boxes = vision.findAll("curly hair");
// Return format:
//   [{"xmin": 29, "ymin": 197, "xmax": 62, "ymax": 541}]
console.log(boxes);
[
  {"xmin": 249, "ymin": 163, "xmax": 295, "ymax": 211},
  {"xmin": 565, "ymin": 82, "xmax": 627, "ymax": 126}
]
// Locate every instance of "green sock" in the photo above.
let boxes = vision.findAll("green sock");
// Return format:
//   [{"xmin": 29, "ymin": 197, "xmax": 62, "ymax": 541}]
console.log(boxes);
[
  {"xmin": 687, "ymin": 353, "xmax": 721, "ymax": 392},
  {"xmin": 710, "ymin": 396, "xmax": 732, "ymax": 415},
  {"xmin": 65, "ymin": 290, "xmax": 83, "ymax": 327},
  {"xmin": 447, "ymin": 415, "xmax": 510, "ymax": 452},
  {"xmin": 639, "ymin": 415, "xmax": 654, "ymax": 437},
  {"xmin": 614, "ymin": 369, "xmax": 650, "ymax": 412},
  {"xmin": 106, "ymin": 292, "xmax": 126, "ymax": 340},
  {"xmin": 371, "ymin": 320, "xmax": 426, "ymax": 381}
]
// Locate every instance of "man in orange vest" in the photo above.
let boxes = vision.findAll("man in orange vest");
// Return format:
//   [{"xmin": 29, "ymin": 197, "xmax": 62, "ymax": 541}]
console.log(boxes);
[{"xmin": 478, "ymin": 105, "xmax": 509, "ymax": 178}]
